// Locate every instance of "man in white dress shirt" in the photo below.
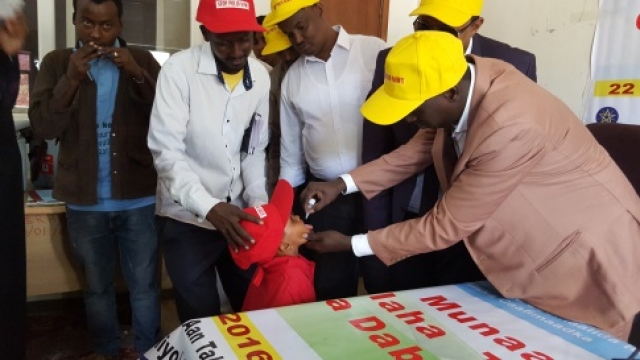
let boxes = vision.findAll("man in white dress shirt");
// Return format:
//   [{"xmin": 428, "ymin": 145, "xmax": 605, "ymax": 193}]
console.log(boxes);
[
  {"xmin": 148, "ymin": 0, "xmax": 270, "ymax": 321},
  {"xmin": 263, "ymin": 0, "xmax": 386, "ymax": 300}
]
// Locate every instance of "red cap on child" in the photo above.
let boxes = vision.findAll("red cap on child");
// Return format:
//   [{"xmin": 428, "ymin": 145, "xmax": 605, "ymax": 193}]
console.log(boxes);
[
  {"xmin": 196, "ymin": 0, "xmax": 265, "ymax": 34},
  {"xmin": 230, "ymin": 180, "xmax": 294, "ymax": 285}
]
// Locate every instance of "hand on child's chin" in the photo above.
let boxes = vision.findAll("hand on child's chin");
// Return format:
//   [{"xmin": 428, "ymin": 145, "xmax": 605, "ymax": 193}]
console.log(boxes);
[
  {"xmin": 297, "ymin": 224, "xmax": 313, "ymax": 244},
  {"xmin": 299, "ymin": 229, "xmax": 311, "ymax": 245}
]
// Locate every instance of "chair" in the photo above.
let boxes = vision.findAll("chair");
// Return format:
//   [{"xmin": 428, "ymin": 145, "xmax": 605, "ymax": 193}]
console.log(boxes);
[
  {"xmin": 588, "ymin": 123, "xmax": 640, "ymax": 355},
  {"xmin": 586, "ymin": 123, "xmax": 640, "ymax": 196},
  {"xmin": 629, "ymin": 314, "xmax": 640, "ymax": 357}
]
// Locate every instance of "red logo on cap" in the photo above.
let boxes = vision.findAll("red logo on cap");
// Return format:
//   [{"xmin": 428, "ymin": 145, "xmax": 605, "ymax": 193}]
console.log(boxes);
[
  {"xmin": 216, "ymin": 0, "xmax": 249, "ymax": 9},
  {"xmin": 254, "ymin": 206, "xmax": 267, "ymax": 219},
  {"xmin": 385, "ymin": 73, "xmax": 405, "ymax": 84}
]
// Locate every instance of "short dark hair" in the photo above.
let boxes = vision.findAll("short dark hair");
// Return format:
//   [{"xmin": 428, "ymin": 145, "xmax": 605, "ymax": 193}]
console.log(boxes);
[
  {"xmin": 413, "ymin": 16, "xmax": 458, "ymax": 37},
  {"xmin": 73, "ymin": 0, "xmax": 123, "ymax": 20},
  {"xmin": 255, "ymin": 15, "xmax": 266, "ymax": 38}
]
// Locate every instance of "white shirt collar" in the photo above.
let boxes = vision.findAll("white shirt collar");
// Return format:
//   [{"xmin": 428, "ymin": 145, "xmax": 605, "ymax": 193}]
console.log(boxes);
[
  {"xmin": 452, "ymin": 63, "xmax": 476, "ymax": 136},
  {"xmin": 333, "ymin": 25, "xmax": 351, "ymax": 50},
  {"xmin": 198, "ymin": 42, "xmax": 219, "ymax": 75},
  {"xmin": 465, "ymin": 37, "xmax": 473, "ymax": 55}
]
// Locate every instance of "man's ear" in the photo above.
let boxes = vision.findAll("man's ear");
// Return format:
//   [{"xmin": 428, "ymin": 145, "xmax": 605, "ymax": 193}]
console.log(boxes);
[
  {"xmin": 313, "ymin": 3, "xmax": 323, "ymax": 17},
  {"xmin": 444, "ymin": 86, "xmax": 460, "ymax": 103},
  {"xmin": 470, "ymin": 17, "xmax": 484, "ymax": 36},
  {"xmin": 279, "ymin": 242, "xmax": 290, "ymax": 251},
  {"xmin": 199, "ymin": 25, "xmax": 209, "ymax": 42}
]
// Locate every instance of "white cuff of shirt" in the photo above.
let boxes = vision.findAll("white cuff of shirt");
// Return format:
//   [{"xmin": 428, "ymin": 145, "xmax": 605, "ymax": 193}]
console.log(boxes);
[
  {"xmin": 192, "ymin": 197, "xmax": 221, "ymax": 223},
  {"xmin": 351, "ymin": 233, "xmax": 374, "ymax": 257},
  {"xmin": 339, "ymin": 174, "xmax": 360, "ymax": 195}
]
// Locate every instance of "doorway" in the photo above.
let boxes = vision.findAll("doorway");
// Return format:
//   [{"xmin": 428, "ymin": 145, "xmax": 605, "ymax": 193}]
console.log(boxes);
[{"xmin": 320, "ymin": 0, "xmax": 390, "ymax": 40}]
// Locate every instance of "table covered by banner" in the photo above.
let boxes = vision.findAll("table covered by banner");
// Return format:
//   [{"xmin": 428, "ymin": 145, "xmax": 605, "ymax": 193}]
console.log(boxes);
[{"xmin": 142, "ymin": 282, "xmax": 636, "ymax": 360}]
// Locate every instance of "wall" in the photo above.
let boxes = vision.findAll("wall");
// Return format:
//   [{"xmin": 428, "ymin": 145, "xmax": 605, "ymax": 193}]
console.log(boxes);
[
  {"xmin": 480, "ymin": 0, "xmax": 598, "ymax": 117},
  {"xmin": 157, "ymin": 0, "xmax": 191, "ymax": 52},
  {"xmin": 384, "ymin": 0, "xmax": 416, "ymax": 45},
  {"xmin": 255, "ymin": 0, "xmax": 270, "ymax": 16},
  {"xmin": 35, "ymin": 0, "xmax": 55, "ymax": 57}
]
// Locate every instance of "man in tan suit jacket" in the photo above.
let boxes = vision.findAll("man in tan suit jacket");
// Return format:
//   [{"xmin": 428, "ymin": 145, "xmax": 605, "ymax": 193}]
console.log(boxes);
[{"xmin": 301, "ymin": 31, "xmax": 640, "ymax": 341}]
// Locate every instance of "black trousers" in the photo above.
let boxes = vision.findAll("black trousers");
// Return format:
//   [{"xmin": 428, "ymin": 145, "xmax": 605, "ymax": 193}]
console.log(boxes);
[
  {"xmin": 299, "ymin": 190, "xmax": 363, "ymax": 301},
  {"xmin": 1, "ymin": 53, "xmax": 25, "ymax": 360},
  {"xmin": 360, "ymin": 211, "xmax": 485, "ymax": 294},
  {"xmin": 156, "ymin": 216, "xmax": 254, "ymax": 322}
]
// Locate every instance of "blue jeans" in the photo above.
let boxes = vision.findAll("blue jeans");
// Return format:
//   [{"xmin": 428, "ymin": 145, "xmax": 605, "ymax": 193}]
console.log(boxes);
[{"xmin": 66, "ymin": 204, "xmax": 160, "ymax": 356}]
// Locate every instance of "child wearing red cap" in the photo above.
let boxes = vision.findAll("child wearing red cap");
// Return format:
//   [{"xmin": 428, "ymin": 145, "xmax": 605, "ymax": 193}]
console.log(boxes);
[{"xmin": 231, "ymin": 180, "xmax": 316, "ymax": 311}]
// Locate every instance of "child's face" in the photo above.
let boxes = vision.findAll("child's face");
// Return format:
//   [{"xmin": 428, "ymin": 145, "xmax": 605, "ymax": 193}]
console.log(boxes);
[{"xmin": 282, "ymin": 215, "xmax": 311, "ymax": 248}]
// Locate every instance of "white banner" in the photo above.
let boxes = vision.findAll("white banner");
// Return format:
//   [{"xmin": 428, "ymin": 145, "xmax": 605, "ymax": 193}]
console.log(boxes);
[
  {"xmin": 142, "ymin": 282, "xmax": 635, "ymax": 360},
  {"xmin": 584, "ymin": 1, "xmax": 640, "ymax": 124}
]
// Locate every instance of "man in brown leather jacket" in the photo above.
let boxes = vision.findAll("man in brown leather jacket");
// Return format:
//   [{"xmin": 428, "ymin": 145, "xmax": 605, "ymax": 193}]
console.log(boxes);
[{"xmin": 29, "ymin": 0, "xmax": 160, "ymax": 358}]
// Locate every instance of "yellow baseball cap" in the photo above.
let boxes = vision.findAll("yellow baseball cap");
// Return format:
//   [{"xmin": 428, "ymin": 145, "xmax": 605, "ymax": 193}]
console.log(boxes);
[
  {"xmin": 261, "ymin": 24, "xmax": 292, "ymax": 55},
  {"xmin": 361, "ymin": 31, "xmax": 468, "ymax": 126},
  {"xmin": 262, "ymin": 0, "xmax": 319, "ymax": 27},
  {"xmin": 410, "ymin": 0, "xmax": 483, "ymax": 27}
]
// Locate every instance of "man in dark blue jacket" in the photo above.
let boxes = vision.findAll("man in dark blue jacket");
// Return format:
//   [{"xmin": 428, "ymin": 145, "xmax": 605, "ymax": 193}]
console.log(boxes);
[{"xmin": 361, "ymin": 0, "xmax": 537, "ymax": 293}]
